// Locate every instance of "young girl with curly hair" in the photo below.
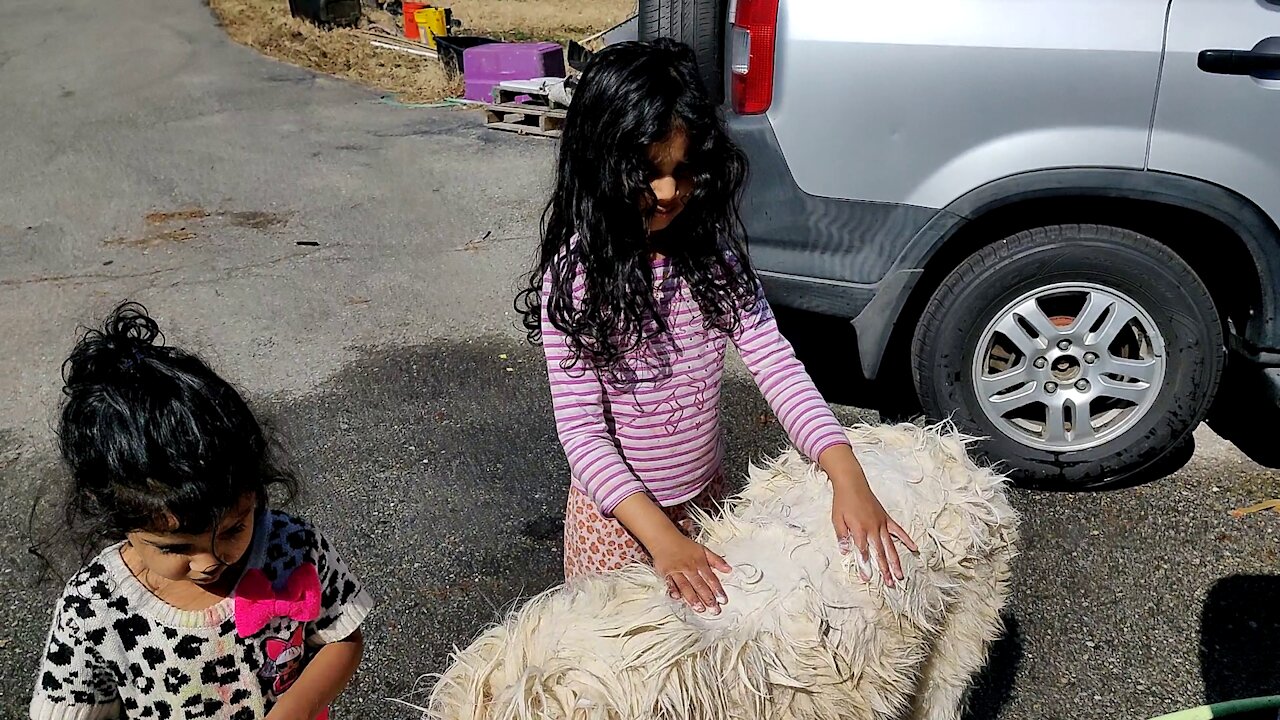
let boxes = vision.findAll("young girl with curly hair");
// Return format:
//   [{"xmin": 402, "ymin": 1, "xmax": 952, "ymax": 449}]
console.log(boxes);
[
  {"xmin": 517, "ymin": 39, "xmax": 917, "ymax": 616},
  {"xmin": 29, "ymin": 302, "xmax": 371, "ymax": 720}
]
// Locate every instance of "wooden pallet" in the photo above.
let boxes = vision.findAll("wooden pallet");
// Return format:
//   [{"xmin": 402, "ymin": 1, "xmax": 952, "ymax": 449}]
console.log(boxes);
[
  {"xmin": 484, "ymin": 102, "xmax": 565, "ymax": 137},
  {"xmin": 490, "ymin": 82, "xmax": 568, "ymax": 108},
  {"xmin": 483, "ymin": 79, "xmax": 570, "ymax": 138}
]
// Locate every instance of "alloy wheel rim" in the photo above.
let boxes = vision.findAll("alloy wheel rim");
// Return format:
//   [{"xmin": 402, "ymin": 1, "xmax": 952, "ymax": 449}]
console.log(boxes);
[{"xmin": 971, "ymin": 282, "xmax": 1167, "ymax": 452}]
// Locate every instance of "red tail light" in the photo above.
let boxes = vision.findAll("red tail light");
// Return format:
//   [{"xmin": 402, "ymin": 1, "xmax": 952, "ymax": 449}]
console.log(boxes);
[{"xmin": 730, "ymin": 0, "xmax": 781, "ymax": 115}]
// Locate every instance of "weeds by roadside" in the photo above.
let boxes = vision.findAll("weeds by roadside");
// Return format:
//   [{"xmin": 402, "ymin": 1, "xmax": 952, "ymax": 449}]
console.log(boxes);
[{"xmin": 208, "ymin": 0, "xmax": 633, "ymax": 103}]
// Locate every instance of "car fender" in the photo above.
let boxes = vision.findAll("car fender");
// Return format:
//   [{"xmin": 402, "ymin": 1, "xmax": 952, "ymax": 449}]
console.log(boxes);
[{"xmin": 855, "ymin": 168, "xmax": 1280, "ymax": 379}]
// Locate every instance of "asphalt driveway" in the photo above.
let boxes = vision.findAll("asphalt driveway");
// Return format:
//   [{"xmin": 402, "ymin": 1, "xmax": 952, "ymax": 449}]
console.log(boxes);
[{"xmin": 1, "ymin": 1, "xmax": 1278, "ymax": 718}]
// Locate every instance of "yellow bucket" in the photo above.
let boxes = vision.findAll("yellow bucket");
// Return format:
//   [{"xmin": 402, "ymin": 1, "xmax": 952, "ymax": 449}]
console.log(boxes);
[{"xmin": 413, "ymin": 7, "xmax": 449, "ymax": 49}]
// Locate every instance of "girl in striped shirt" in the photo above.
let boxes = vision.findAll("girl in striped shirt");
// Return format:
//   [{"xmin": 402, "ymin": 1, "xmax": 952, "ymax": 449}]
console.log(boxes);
[{"xmin": 516, "ymin": 39, "xmax": 917, "ymax": 615}]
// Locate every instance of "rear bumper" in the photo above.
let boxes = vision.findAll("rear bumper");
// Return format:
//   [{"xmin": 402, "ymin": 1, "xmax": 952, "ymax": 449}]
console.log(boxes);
[
  {"xmin": 725, "ymin": 113, "xmax": 936, "ymax": 299},
  {"xmin": 726, "ymin": 113, "xmax": 937, "ymax": 379}
]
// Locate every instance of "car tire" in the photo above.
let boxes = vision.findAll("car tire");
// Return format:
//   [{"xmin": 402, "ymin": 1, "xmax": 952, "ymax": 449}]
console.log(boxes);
[
  {"xmin": 638, "ymin": 0, "xmax": 725, "ymax": 103},
  {"xmin": 911, "ymin": 224, "xmax": 1224, "ymax": 487}
]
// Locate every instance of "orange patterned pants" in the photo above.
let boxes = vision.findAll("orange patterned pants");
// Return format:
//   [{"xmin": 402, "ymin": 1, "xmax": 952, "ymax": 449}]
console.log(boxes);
[{"xmin": 563, "ymin": 474, "xmax": 728, "ymax": 581}]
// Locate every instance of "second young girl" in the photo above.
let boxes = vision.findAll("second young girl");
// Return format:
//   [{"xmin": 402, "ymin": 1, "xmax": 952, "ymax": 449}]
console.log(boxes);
[
  {"xmin": 30, "ymin": 303, "xmax": 372, "ymax": 720},
  {"xmin": 518, "ymin": 39, "xmax": 918, "ymax": 616}
]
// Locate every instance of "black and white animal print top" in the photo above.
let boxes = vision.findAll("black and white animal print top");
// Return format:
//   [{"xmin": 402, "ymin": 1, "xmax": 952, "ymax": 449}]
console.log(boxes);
[{"xmin": 29, "ymin": 509, "xmax": 373, "ymax": 720}]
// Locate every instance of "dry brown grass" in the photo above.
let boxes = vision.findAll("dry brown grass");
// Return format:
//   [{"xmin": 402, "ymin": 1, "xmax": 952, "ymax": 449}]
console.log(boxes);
[
  {"xmin": 449, "ymin": 0, "xmax": 635, "ymax": 41},
  {"xmin": 210, "ymin": 0, "xmax": 456, "ymax": 102},
  {"xmin": 208, "ymin": 0, "xmax": 635, "ymax": 103}
]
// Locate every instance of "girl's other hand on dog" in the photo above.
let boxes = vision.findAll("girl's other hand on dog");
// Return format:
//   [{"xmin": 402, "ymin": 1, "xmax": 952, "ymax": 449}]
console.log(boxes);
[
  {"xmin": 819, "ymin": 443, "xmax": 918, "ymax": 587},
  {"xmin": 832, "ymin": 483, "xmax": 917, "ymax": 587},
  {"xmin": 611, "ymin": 493, "xmax": 731, "ymax": 614},
  {"xmin": 651, "ymin": 534, "xmax": 731, "ymax": 614}
]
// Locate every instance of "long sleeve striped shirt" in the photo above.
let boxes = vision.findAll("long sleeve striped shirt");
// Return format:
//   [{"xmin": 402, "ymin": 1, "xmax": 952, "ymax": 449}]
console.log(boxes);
[{"xmin": 541, "ymin": 254, "xmax": 851, "ymax": 516}]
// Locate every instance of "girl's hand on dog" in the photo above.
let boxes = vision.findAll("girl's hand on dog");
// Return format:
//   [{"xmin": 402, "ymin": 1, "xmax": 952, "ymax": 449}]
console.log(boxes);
[
  {"xmin": 818, "ymin": 443, "xmax": 918, "ymax": 588},
  {"xmin": 652, "ymin": 534, "xmax": 731, "ymax": 614},
  {"xmin": 832, "ymin": 482, "xmax": 917, "ymax": 587},
  {"xmin": 612, "ymin": 493, "xmax": 731, "ymax": 614}
]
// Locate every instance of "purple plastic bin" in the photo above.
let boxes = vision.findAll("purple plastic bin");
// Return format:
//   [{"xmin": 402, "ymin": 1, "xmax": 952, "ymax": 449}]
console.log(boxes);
[{"xmin": 463, "ymin": 42, "xmax": 566, "ymax": 102}]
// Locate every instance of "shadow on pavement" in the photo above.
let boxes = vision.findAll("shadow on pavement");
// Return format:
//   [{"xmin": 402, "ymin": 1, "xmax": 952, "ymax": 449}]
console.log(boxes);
[
  {"xmin": 1199, "ymin": 574, "xmax": 1280, "ymax": 719},
  {"xmin": 964, "ymin": 614, "xmax": 1024, "ymax": 720},
  {"xmin": 257, "ymin": 337, "xmax": 801, "ymax": 714}
]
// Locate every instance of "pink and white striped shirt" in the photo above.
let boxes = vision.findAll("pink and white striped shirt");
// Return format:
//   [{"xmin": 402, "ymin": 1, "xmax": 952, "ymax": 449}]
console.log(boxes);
[{"xmin": 541, "ymin": 254, "xmax": 850, "ymax": 516}]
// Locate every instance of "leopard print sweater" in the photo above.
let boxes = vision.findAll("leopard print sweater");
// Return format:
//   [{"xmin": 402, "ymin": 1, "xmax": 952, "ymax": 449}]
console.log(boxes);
[{"xmin": 29, "ymin": 509, "xmax": 373, "ymax": 720}]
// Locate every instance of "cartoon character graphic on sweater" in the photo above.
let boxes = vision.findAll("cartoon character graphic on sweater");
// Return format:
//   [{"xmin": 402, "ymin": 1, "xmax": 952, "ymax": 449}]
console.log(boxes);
[
  {"xmin": 236, "ymin": 561, "xmax": 324, "ymax": 697},
  {"xmin": 262, "ymin": 625, "xmax": 306, "ymax": 694}
]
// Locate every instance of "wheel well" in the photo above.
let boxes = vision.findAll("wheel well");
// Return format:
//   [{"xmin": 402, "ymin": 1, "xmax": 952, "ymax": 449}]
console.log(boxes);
[{"xmin": 879, "ymin": 196, "xmax": 1262, "ymax": 394}]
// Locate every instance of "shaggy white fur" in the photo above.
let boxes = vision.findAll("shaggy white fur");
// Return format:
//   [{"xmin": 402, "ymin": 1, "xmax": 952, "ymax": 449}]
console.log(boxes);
[{"xmin": 424, "ymin": 422, "xmax": 1019, "ymax": 720}]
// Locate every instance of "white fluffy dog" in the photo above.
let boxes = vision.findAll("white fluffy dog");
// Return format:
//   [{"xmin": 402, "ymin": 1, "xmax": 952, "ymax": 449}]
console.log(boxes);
[{"xmin": 423, "ymin": 422, "xmax": 1019, "ymax": 720}]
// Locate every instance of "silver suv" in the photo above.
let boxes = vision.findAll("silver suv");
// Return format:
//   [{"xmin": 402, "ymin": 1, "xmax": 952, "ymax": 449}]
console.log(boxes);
[{"xmin": 637, "ymin": 0, "xmax": 1280, "ymax": 485}]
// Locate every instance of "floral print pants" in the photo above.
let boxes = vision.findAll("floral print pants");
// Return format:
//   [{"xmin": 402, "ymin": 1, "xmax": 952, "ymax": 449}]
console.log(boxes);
[{"xmin": 563, "ymin": 474, "xmax": 728, "ymax": 581}]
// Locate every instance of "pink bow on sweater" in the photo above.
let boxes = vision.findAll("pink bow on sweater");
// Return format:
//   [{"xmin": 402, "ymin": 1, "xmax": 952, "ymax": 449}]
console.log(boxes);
[{"xmin": 234, "ymin": 562, "xmax": 322, "ymax": 638}]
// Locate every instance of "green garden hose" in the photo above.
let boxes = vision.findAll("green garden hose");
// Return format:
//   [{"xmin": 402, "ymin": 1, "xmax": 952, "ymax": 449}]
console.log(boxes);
[
  {"xmin": 1148, "ymin": 696, "xmax": 1280, "ymax": 719},
  {"xmin": 376, "ymin": 95, "xmax": 455, "ymax": 109}
]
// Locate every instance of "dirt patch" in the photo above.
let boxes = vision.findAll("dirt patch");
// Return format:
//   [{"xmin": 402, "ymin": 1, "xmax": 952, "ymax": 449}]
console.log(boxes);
[
  {"xmin": 106, "ymin": 229, "xmax": 199, "ymax": 248},
  {"xmin": 106, "ymin": 207, "xmax": 293, "ymax": 248},
  {"xmin": 207, "ymin": 0, "xmax": 634, "ymax": 103},
  {"xmin": 145, "ymin": 208, "xmax": 211, "ymax": 225},
  {"xmin": 225, "ymin": 210, "xmax": 290, "ymax": 230}
]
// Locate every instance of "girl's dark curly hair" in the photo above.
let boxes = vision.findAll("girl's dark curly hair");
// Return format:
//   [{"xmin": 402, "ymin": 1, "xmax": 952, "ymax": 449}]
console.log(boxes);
[
  {"xmin": 515, "ymin": 38, "xmax": 761, "ymax": 376},
  {"xmin": 54, "ymin": 301, "xmax": 297, "ymax": 557}
]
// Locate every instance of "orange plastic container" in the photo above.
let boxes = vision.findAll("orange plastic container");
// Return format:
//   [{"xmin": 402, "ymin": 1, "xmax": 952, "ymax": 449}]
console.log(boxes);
[{"xmin": 402, "ymin": 1, "xmax": 429, "ymax": 40}]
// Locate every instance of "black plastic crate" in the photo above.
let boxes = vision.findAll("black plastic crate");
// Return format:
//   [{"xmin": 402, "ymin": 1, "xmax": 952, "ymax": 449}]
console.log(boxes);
[{"xmin": 288, "ymin": 0, "xmax": 361, "ymax": 27}]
